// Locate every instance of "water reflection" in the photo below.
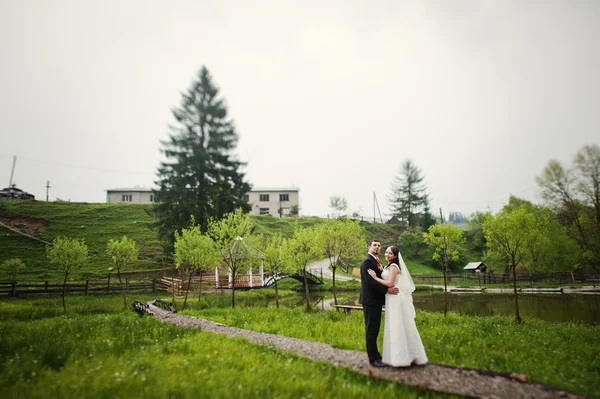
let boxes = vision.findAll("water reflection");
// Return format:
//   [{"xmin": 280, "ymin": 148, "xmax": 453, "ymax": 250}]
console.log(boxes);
[
  {"xmin": 346, "ymin": 292, "xmax": 600, "ymax": 325},
  {"xmin": 210, "ymin": 290, "xmax": 600, "ymax": 325}
]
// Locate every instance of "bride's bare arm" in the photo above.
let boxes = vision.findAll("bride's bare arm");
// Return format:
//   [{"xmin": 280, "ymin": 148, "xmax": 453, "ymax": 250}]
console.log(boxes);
[{"xmin": 367, "ymin": 266, "xmax": 399, "ymax": 288}]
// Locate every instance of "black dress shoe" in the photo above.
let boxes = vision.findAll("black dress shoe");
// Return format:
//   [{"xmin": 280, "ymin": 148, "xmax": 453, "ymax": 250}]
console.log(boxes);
[{"xmin": 370, "ymin": 359, "xmax": 386, "ymax": 368}]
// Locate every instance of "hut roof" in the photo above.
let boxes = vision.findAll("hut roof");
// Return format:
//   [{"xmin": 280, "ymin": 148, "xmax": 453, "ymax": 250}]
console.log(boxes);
[{"xmin": 464, "ymin": 262, "xmax": 485, "ymax": 270}]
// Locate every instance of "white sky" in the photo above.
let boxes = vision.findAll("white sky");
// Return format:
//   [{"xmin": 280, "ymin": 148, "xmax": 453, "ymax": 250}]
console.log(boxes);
[{"xmin": 1, "ymin": 0, "xmax": 599, "ymax": 219}]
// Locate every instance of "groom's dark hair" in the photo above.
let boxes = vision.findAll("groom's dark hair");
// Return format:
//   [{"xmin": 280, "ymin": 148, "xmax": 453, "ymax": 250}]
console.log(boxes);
[{"xmin": 368, "ymin": 240, "xmax": 380, "ymax": 246}]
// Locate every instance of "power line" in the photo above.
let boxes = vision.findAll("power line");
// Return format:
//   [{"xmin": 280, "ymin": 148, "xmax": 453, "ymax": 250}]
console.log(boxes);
[{"xmin": 0, "ymin": 153, "xmax": 154, "ymax": 176}]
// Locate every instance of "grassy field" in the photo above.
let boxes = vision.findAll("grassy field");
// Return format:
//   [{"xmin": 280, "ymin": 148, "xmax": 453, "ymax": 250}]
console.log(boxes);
[
  {"xmin": 0, "ymin": 295, "xmax": 456, "ymax": 398},
  {"xmin": 180, "ymin": 289, "xmax": 600, "ymax": 399},
  {"xmin": 1, "ymin": 291, "xmax": 597, "ymax": 398},
  {"xmin": 0, "ymin": 201, "xmax": 163, "ymax": 279}
]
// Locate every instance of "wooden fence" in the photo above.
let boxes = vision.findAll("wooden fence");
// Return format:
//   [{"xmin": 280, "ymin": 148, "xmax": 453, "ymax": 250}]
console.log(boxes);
[
  {"xmin": 161, "ymin": 272, "xmax": 265, "ymax": 296},
  {"xmin": 411, "ymin": 271, "xmax": 599, "ymax": 286},
  {"xmin": 0, "ymin": 277, "xmax": 168, "ymax": 298}
]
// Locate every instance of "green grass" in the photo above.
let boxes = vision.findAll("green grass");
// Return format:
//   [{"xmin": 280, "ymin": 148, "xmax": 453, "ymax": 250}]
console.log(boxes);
[
  {"xmin": 404, "ymin": 259, "xmax": 442, "ymax": 274},
  {"xmin": 0, "ymin": 201, "xmax": 163, "ymax": 279},
  {"xmin": 183, "ymin": 301, "xmax": 600, "ymax": 398},
  {"xmin": 0, "ymin": 296, "xmax": 452, "ymax": 398}
]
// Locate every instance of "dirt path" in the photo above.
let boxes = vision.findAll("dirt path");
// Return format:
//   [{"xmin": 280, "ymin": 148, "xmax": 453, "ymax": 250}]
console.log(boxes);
[
  {"xmin": 146, "ymin": 302, "xmax": 585, "ymax": 399},
  {"xmin": 307, "ymin": 258, "xmax": 357, "ymax": 281},
  {"xmin": 0, "ymin": 220, "xmax": 52, "ymax": 245}
]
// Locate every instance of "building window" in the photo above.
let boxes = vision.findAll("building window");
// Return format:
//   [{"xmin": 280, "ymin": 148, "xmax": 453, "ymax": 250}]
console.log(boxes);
[
  {"xmin": 149, "ymin": 194, "xmax": 154, "ymax": 202},
  {"xmin": 259, "ymin": 194, "xmax": 269, "ymax": 202},
  {"xmin": 122, "ymin": 194, "xmax": 132, "ymax": 202},
  {"xmin": 260, "ymin": 208, "xmax": 270, "ymax": 215},
  {"xmin": 243, "ymin": 194, "xmax": 249, "ymax": 202},
  {"xmin": 279, "ymin": 194, "xmax": 289, "ymax": 202}
]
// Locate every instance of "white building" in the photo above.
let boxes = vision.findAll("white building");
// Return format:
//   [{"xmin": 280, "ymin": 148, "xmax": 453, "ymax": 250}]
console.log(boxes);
[
  {"xmin": 245, "ymin": 188, "xmax": 299, "ymax": 217},
  {"xmin": 106, "ymin": 188, "xmax": 154, "ymax": 204},
  {"xmin": 105, "ymin": 187, "xmax": 300, "ymax": 216}
]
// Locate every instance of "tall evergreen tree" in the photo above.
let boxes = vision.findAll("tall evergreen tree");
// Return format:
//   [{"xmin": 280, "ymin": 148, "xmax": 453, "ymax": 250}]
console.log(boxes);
[
  {"xmin": 388, "ymin": 159, "xmax": 431, "ymax": 228},
  {"xmin": 154, "ymin": 66, "xmax": 251, "ymax": 246}
]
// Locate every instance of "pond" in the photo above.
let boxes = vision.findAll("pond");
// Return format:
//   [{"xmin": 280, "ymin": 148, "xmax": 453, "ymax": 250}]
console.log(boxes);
[
  {"xmin": 332, "ymin": 291, "xmax": 600, "ymax": 326},
  {"xmin": 207, "ymin": 287, "xmax": 600, "ymax": 325}
]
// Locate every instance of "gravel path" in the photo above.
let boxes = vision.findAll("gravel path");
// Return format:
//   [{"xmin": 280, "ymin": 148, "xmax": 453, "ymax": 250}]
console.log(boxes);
[{"xmin": 146, "ymin": 302, "xmax": 585, "ymax": 399}]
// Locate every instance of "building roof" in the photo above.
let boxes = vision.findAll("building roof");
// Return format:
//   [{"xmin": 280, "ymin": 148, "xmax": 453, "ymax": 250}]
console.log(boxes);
[
  {"xmin": 250, "ymin": 188, "xmax": 299, "ymax": 192},
  {"xmin": 106, "ymin": 188, "xmax": 154, "ymax": 192},
  {"xmin": 464, "ymin": 262, "xmax": 485, "ymax": 270},
  {"xmin": 0, "ymin": 185, "xmax": 35, "ymax": 200}
]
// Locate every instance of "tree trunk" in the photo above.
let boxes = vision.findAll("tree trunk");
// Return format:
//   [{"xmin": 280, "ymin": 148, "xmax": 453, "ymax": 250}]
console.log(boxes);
[
  {"xmin": 171, "ymin": 269, "xmax": 176, "ymax": 312},
  {"xmin": 198, "ymin": 271, "xmax": 203, "ymax": 302},
  {"xmin": 117, "ymin": 270, "xmax": 128, "ymax": 310},
  {"xmin": 62, "ymin": 273, "xmax": 68, "ymax": 312},
  {"xmin": 231, "ymin": 271, "xmax": 236, "ymax": 308},
  {"xmin": 303, "ymin": 269, "xmax": 310, "ymax": 312},
  {"xmin": 332, "ymin": 267, "xmax": 338, "ymax": 306},
  {"xmin": 511, "ymin": 258, "xmax": 522, "ymax": 323},
  {"xmin": 442, "ymin": 254, "xmax": 448, "ymax": 317},
  {"xmin": 183, "ymin": 272, "xmax": 193, "ymax": 310},
  {"xmin": 274, "ymin": 279, "xmax": 280, "ymax": 308}
]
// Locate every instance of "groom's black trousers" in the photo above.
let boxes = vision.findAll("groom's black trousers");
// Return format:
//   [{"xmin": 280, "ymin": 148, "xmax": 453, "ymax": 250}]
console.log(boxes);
[{"xmin": 363, "ymin": 303, "xmax": 383, "ymax": 362}]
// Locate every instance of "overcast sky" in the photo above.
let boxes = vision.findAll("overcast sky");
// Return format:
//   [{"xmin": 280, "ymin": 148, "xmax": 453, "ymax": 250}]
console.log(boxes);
[{"xmin": 1, "ymin": 0, "xmax": 599, "ymax": 219}]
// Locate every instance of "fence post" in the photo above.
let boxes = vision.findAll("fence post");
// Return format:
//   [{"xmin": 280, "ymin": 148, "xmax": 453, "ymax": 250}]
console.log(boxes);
[
  {"xmin": 85, "ymin": 280, "xmax": 89, "ymax": 296},
  {"xmin": 107, "ymin": 273, "xmax": 111, "ymax": 294},
  {"xmin": 44, "ymin": 281, "xmax": 49, "ymax": 291},
  {"xmin": 11, "ymin": 281, "xmax": 17, "ymax": 298},
  {"xmin": 126, "ymin": 278, "xmax": 129, "ymax": 294}
]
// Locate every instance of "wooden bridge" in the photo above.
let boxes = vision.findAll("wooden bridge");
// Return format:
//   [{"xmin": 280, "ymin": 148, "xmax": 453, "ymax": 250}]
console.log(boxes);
[
  {"xmin": 160, "ymin": 266, "xmax": 324, "ymax": 295},
  {"xmin": 263, "ymin": 270, "xmax": 324, "ymax": 287}
]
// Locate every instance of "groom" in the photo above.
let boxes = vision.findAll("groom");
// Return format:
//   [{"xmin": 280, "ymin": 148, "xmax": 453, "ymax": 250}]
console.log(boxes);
[{"xmin": 359, "ymin": 239, "xmax": 399, "ymax": 368}]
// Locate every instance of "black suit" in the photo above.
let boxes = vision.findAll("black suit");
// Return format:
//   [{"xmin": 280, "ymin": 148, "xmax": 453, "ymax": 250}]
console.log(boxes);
[{"xmin": 359, "ymin": 254, "xmax": 388, "ymax": 363}]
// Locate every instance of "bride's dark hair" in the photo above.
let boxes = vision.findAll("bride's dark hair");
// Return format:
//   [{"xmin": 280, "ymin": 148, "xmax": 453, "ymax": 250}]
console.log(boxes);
[{"xmin": 387, "ymin": 246, "xmax": 400, "ymax": 265}]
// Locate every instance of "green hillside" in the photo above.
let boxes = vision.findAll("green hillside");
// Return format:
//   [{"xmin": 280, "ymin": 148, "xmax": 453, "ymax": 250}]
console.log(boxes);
[
  {"xmin": 0, "ymin": 201, "xmax": 162, "ymax": 279},
  {"xmin": 0, "ymin": 201, "xmax": 407, "ymax": 280}
]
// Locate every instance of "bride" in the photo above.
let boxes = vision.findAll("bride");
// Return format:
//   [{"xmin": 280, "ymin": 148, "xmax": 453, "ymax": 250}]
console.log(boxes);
[{"xmin": 367, "ymin": 245, "xmax": 428, "ymax": 367}]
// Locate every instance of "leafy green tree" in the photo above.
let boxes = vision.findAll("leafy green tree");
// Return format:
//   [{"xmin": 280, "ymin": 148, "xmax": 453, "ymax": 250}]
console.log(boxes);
[
  {"xmin": 288, "ymin": 225, "xmax": 320, "ymax": 312},
  {"xmin": 260, "ymin": 233, "xmax": 294, "ymax": 308},
  {"xmin": 316, "ymin": 218, "xmax": 365, "ymax": 305},
  {"xmin": 399, "ymin": 227, "xmax": 427, "ymax": 257},
  {"xmin": 106, "ymin": 236, "xmax": 139, "ymax": 310},
  {"xmin": 290, "ymin": 205, "xmax": 300, "ymax": 217},
  {"xmin": 464, "ymin": 211, "xmax": 490, "ymax": 257},
  {"xmin": 389, "ymin": 159, "xmax": 431, "ymax": 228},
  {"xmin": 329, "ymin": 196, "xmax": 349, "ymax": 219},
  {"xmin": 174, "ymin": 220, "xmax": 221, "ymax": 310},
  {"xmin": 47, "ymin": 237, "xmax": 88, "ymax": 311},
  {"xmin": 0, "ymin": 258, "xmax": 26, "ymax": 282},
  {"xmin": 502, "ymin": 196, "xmax": 579, "ymax": 272},
  {"xmin": 483, "ymin": 205, "xmax": 547, "ymax": 323},
  {"xmin": 208, "ymin": 209, "xmax": 257, "ymax": 308},
  {"xmin": 481, "ymin": 250, "xmax": 505, "ymax": 274},
  {"xmin": 536, "ymin": 144, "xmax": 600, "ymax": 269},
  {"xmin": 423, "ymin": 223, "xmax": 465, "ymax": 316},
  {"xmin": 154, "ymin": 66, "xmax": 251, "ymax": 249}
]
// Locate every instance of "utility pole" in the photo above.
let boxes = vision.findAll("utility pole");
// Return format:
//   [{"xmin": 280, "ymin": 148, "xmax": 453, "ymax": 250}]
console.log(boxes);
[
  {"xmin": 373, "ymin": 192, "xmax": 376, "ymax": 223},
  {"xmin": 373, "ymin": 192, "xmax": 384, "ymax": 223},
  {"xmin": 439, "ymin": 208, "xmax": 444, "ymax": 224},
  {"xmin": 8, "ymin": 156, "xmax": 16, "ymax": 187},
  {"xmin": 46, "ymin": 181, "xmax": 51, "ymax": 201}
]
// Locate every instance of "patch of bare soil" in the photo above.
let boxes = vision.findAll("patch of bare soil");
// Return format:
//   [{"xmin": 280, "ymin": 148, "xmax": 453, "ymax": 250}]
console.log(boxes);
[{"xmin": 1, "ymin": 216, "xmax": 48, "ymax": 237}]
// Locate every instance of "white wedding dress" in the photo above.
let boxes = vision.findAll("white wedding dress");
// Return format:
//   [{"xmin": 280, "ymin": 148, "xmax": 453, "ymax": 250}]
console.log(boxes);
[{"xmin": 381, "ymin": 260, "xmax": 428, "ymax": 367}]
